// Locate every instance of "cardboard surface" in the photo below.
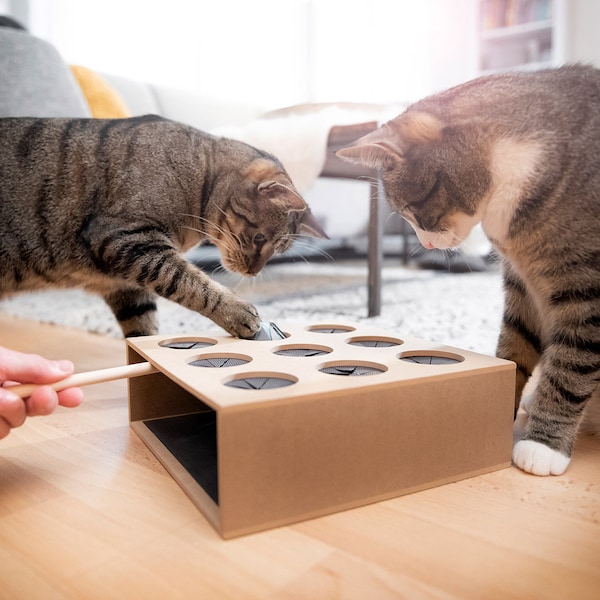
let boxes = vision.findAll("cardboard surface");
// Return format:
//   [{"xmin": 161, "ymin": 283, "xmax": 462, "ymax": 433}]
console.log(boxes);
[{"xmin": 128, "ymin": 322, "xmax": 515, "ymax": 538}]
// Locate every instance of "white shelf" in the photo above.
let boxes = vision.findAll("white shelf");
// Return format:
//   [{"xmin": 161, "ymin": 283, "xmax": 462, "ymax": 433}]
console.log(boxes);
[
  {"xmin": 479, "ymin": 60, "xmax": 553, "ymax": 76},
  {"xmin": 477, "ymin": 0, "xmax": 564, "ymax": 74},
  {"xmin": 480, "ymin": 19, "xmax": 552, "ymax": 41}
]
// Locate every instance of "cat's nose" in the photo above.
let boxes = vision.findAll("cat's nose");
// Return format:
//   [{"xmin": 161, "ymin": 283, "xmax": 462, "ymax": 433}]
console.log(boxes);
[{"xmin": 247, "ymin": 252, "xmax": 271, "ymax": 275}]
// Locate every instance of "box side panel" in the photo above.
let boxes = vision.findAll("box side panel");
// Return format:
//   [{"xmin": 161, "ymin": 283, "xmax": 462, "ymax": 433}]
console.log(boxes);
[
  {"xmin": 128, "ymin": 347, "xmax": 207, "ymax": 421},
  {"xmin": 128, "ymin": 346, "xmax": 223, "ymax": 534},
  {"xmin": 218, "ymin": 368, "xmax": 514, "ymax": 537}
]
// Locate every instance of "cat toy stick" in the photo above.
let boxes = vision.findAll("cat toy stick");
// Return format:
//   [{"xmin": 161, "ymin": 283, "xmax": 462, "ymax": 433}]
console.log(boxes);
[
  {"xmin": 10, "ymin": 362, "xmax": 159, "ymax": 399},
  {"xmin": 10, "ymin": 322, "xmax": 286, "ymax": 399}
]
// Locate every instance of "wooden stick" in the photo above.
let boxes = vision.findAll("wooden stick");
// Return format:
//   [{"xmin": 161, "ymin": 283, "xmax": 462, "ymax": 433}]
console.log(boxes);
[{"xmin": 9, "ymin": 362, "xmax": 159, "ymax": 399}]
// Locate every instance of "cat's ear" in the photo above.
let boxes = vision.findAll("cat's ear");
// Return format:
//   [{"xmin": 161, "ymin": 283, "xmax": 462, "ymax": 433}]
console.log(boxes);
[
  {"xmin": 258, "ymin": 180, "xmax": 305, "ymax": 210},
  {"xmin": 258, "ymin": 181, "xmax": 328, "ymax": 239},
  {"xmin": 337, "ymin": 111, "xmax": 443, "ymax": 170},
  {"xmin": 298, "ymin": 209, "xmax": 329, "ymax": 239},
  {"xmin": 336, "ymin": 126, "xmax": 404, "ymax": 170}
]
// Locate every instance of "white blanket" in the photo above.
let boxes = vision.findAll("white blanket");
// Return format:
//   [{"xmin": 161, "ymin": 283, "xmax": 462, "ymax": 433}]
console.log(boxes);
[{"xmin": 211, "ymin": 104, "xmax": 403, "ymax": 192}]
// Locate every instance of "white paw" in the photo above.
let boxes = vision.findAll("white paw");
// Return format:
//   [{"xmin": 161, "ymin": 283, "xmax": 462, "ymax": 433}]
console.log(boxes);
[{"xmin": 512, "ymin": 440, "xmax": 570, "ymax": 476}]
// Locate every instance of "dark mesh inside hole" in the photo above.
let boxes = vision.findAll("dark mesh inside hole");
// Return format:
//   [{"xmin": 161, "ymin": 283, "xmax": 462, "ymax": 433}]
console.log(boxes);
[
  {"xmin": 310, "ymin": 327, "xmax": 352, "ymax": 334},
  {"xmin": 349, "ymin": 340, "xmax": 399, "ymax": 348},
  {"xmin": 319, "ymin": 364, "xmax": 384, "ymax": 376},
  {"xmin": 162, "ymin": 341, "xmax": 215, "ymax": 350},
  {"xmin": 189, "ymin": 357, "xmax": 249, "ymax": 368},
  {"xmin": 225, "ymin": 376, "xmax": 295, "ymax": 390},
  {"xmin": 400, "ymin": 355, "xmax": 461, "ymax": 365},
  {"xmin": 274, "ymin": 348, "xmax": 329, "ymax": 357}
]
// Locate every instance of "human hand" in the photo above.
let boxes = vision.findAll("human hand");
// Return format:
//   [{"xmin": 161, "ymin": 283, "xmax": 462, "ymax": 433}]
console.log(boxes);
[{"xmin": 0, "ymin": 346, "xmax": 84, "ymax": 439}]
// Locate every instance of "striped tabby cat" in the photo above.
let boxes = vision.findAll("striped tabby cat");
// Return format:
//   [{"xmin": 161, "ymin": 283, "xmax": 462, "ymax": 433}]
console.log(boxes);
[
  {"xmin": 338, "ymin": 65, "xmax": 600, "ymax": 476},
  {"xmin": 0, "ymin": 115, "xmax": 326, "ymax": 339}
]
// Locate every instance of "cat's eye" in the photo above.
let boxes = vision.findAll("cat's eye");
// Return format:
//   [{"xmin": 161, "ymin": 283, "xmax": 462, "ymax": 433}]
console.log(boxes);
[
  {"xmin": 411, "ymin": 178, "xmax": 441, "ymax": 209},
  {"xmin": 254, "ymin": 233, "xmax": 267, "ymax": 245},
  {"xmin": 257, "ymin": 181, "xmax": 278, "ymax": 192}
]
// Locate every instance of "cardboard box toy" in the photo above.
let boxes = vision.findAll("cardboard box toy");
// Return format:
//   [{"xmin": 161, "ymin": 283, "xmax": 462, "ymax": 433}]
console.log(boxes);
[{"xmin": 127, "ymin": 322, "xmax": 515, "ymax": 539}]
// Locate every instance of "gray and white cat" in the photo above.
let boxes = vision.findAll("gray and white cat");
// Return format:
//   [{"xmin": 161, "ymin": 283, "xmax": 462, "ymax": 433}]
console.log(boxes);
[
  {"xmin": 338, "ymin": 65, "xmax": 600, "ymax": 476},
  {"xmin": 0, "ymin": 115, "xmax": 327, "ymax": 339}
]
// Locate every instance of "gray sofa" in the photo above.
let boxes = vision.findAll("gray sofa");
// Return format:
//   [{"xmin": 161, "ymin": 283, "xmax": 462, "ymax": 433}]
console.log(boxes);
[
  {"xmin": 0, "ymin": 26, "xmax": 90, "ymax": 118},
  {"xmin": 0, "ymin": 26, "xmax": 264, "ymax": 131}
]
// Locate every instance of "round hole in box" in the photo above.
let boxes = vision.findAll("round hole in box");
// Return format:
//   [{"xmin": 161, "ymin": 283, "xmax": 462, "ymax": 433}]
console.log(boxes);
[
  {"xmin": 273, "ymin": 344, "xmax": 333, "ymax": 358},
  {"xmin": 188, "ymin": 353, "xmax": 251, "ymax": 368},
  {"xmin": 307, "ymin": 324, "xmax": 356, "ymax": 334},
  {"xmin": 318, "ymin": 360, "xmax": 387, "ymax": 377},
  {"xmin": 347, "ymin": 336, "xmax": 403, "ymax": 348},
  {"xmin": 223, "ymin": 372, "xmax": 298, "ymax": 390},
  {"xmin": 398, "ymin": 351, "xmax": 464, "ymax": 365},
  {"xmin": 159, "ymin": 337, "xmax": 217, "ymax": 350}
]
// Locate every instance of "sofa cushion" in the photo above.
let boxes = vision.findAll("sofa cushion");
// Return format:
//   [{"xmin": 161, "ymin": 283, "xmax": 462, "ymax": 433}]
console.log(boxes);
[
  {"xmin": 70, "ymin": 65, "xmax": 130, "ymax": 118},
  {"xmin": 151, "ymin": 85, "xmax": 264, "ymax": 131},
  {"xmin": 100, "ymin": 72, "xmax": 162, "ymax": 116},
  {"xmin": 0, "ymin": 28, "xmax": 90, "ymax": 118}
]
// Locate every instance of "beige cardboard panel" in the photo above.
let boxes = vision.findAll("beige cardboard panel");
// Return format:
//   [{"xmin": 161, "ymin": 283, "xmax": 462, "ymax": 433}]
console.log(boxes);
[
  {"xmin": 127, "ymin": 347, "xmax": 209, "ymax": 421},
  {"xmin": 219, "ymin": 463, "xmax": 510, "ymax": 539},
  {"xmin": 217, "ymin": 370, "xmax": 513, "ymax": 536},
  {"xmin": 127, "ymin": 326, "xmax": 515, "ymax": 410},
  {"xmin": 127, "ymin": 323, "xmax": 515, "ymax": 538}
]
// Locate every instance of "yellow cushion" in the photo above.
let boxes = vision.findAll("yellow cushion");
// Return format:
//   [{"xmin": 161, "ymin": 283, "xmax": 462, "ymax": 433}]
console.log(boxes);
[{"xmin": 70, "ymin": 65, "xmax": 130, "ymax": 118}]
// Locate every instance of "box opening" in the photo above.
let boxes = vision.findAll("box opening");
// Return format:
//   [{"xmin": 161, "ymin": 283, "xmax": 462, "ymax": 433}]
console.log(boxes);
[{"xmin": 144, "ymin": 410, "xmax": 219, "ymax": 504}]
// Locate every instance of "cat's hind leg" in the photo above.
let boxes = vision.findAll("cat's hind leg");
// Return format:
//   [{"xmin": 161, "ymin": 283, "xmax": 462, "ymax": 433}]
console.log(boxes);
[
  {"xmin": 512, "ymin": 338, "xmax": 597, "ymax": 476},
  {"xmin": 513, "ymin": 364, "xmax": 541, "ymax": 443},
  {"xmin": 511, "ymin": 365, "xmax": 572, "ymax": 475},
  {"xmin": 497, "ymin": 265, "xmax": 587, "ymax": 476},
  {"xmin": 496, "ymin": 264, "xmax": 543, "ymax": 414},
  {"xmin": 103, "ymin": 287, "xmax": 159, "ymax": 337}
]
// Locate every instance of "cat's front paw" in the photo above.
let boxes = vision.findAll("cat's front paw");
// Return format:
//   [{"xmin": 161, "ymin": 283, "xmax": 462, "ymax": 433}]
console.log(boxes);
[
  {"xmin": 512, "ymin": 440, "xmax": 570, "ymax": 476},
  {"xmin": 215, "ymin": 294, "xmax": 261, "ymax": 339}
]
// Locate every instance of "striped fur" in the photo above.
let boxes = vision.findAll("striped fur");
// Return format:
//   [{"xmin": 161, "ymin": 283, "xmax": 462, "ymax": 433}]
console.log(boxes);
[
  {"xmin": 0, "ymin": 116, "xmax": 326, "ymax": 339},
  {"xmin": 338, "ymin": 65, "xmax": 600, "ymax": 475}
]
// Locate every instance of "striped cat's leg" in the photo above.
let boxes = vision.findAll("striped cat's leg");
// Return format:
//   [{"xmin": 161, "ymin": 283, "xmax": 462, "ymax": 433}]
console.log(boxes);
[
  {"xmin": 496, "ymin": 264, "xmax": 543, "ymax": 413},
  {"xmin": 103, "ymin": 287, "xmax": 159, "ymax": 337},
  {"xmin": 512, "ymin": 291, "xmax": 600, "ymax": 476},
  {"xmin": 83, "ymin": 220, "xmax": 261, "ymax": 338},
  {"xmin": 513, "ymin": 349, "xmax": 597, "ymax": 476}
]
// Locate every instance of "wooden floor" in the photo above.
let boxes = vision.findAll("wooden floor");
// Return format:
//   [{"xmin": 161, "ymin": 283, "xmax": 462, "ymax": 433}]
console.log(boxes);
[{"xmin": 0, "ymin": 313, "xmax": 598, "ymax": 599}]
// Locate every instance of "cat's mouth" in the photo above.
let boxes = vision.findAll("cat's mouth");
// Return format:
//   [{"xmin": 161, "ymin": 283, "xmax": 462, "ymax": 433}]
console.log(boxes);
[
  {"xmin": 410, "ymin": 212, "xmax": 482, "ymax": 250},
  {"xmin": 412, "ymin": 227, "xmax": 463, "ymax": 250},
  {"xmin": 221, "ymin": 251, "xmax": 272, "ymax": 277}
]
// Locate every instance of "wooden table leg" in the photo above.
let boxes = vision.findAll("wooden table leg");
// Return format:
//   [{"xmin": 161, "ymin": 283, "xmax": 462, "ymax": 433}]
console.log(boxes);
[{"xmin": 321, "ymin": 121, "xmax": 382, "ymax": 317}]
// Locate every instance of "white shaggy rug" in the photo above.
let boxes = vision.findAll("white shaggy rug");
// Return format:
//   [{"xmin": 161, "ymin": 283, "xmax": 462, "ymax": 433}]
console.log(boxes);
[{"xmin": 0, "ymin": 261, "xmax": 505, "ymax": 357}]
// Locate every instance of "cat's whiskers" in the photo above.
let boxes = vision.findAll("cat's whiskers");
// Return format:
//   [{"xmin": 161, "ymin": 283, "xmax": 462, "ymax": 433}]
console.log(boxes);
[
  {"xmin": 408, "ymin": 241, "xmax": 426, "ymax": 260},
  {"xmin": 180, "ymin": 211, "xmax": 242, "ymax": 253},
  {"xmin": 181, "ymin": 224, "xmax": 219, "ymax": 246},
  {"xmin": 357, "ymin": 175, "xmax": 380, "ymax": 186},
  {"xmin": 212, "ymin": 205, "xmax": 246, "ymax": 253},
  {"xmin": 289, "ymin": 237, "xmax": 333, "ymax": 263},
  {"xmin": 210, "ymin": 263, "xmax": 228, "ymax": 277},
  {"xmin": 277, "ymin": 232, "xmax": 333, "ymax": 264},
  {"xmin": 181, "ymin": 223, "xmax": 238, "ymax": 263},
  {"xmin": 183, "ymin": 214, "xmax": 243, "ymax": 259},
  {"xmin": 384, "ymin": 211, "xmax": 401, "ymax": 231}
]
